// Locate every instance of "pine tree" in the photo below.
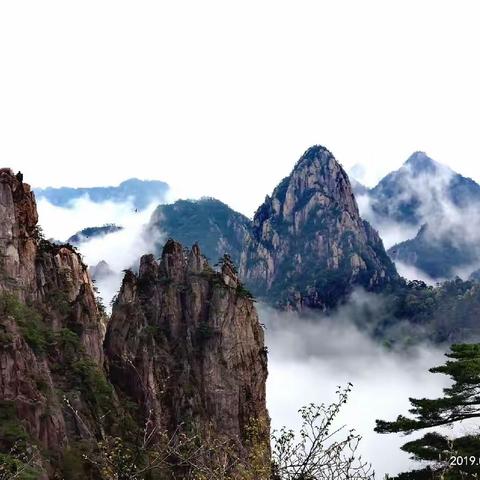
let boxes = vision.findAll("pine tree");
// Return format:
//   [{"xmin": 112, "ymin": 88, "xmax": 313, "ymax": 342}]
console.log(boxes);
[{"xmin": 376, "ymin": 343, "xmax": 480, "ymax": 479}]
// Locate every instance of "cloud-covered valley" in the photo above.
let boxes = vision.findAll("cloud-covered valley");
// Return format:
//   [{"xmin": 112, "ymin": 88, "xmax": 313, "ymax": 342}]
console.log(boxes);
[
  {"xmin": 37, "ymin": 196, "xmax": 164, "ymax": 306},
  {"xmin": 262, "ymin": 303, "xmax": 451, "ymax": 478}
]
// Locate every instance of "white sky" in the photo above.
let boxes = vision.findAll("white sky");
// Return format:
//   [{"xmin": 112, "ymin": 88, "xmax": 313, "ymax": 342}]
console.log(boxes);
[{"xmin": 1, "ymin": 1, "xmax": 480, "ymax": 217}]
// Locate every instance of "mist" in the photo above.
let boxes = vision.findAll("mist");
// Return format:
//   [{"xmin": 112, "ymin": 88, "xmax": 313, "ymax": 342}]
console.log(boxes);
[
  {"xmin": 355, "ymin": 193, "xmax": 419, "ymax": 249},
  {"xmin": 356, "ymin": 160, "xmax": 480, "ymax": 280},
  {"xmin": 37, "ymin": 196, "xmax": 164, "ymax": 305},
  {"xmin": 261, "ymin": 301, "xmax": 451, "ymax": 478},
  {"xmin": 394, "ymin": 260, "xmax": 440, "ymax": 285},
  {"xmin": 36, "ymin": 193, "xmax": 462, "ymax": 478}
]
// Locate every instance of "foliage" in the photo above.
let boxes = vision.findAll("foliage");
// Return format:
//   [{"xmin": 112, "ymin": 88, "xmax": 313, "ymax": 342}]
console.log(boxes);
[
  {"xmin": 71, "ymin": 359, "xmax": 114, "ymax": 414},
  {"xmin": 0, "ymin": 445, "xmax": 42, "ymax": 480},
  {"xmin": 45, "ymin": 290, "xmax": 72, "ymax": 316},
  {"xmin": 0, "ymin": 294, "xmax": 51, "ymax": 354},
  {"xmin": 0, "ymin": 402, "xmax": 28, "ymax": 451},
  {"xmin": 335, "ymin": 278, "xmax": 480, "ymax": 347},
  {"xmin": 376, "ymin": 343, "xmax": 480, "ymax": 479},
  {"xmin": 236, "ymin": 282, "xmax": 256, "ymax": 300},
  {"xmin": 151, "ymin": 198, "xmax": 250, "ymax": 265},
  {"xmin": 272, "ymin": 384, "xmax": 374, "ymax": 480},
  {"xmin": 56, "ymin": 328, "xmax": 82, "ymax": 363},
  {"xmin": 0, "ymin": 403, "xmax": 42, "ymax": 480},
  {"xmin": 215, "ymin": 254, "xmax": 238, "ymax": 275},
  {"xmin": 82, "ymin": 415, "xmax": 271, "ymax": 480}
]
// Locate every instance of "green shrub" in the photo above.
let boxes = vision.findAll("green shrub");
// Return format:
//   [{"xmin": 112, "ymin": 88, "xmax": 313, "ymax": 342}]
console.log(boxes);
[
  {"xmin": 45, "ymin": 290, "xmax": 72, "ymax": 316},
  {"xmin": 0, "ymin": 401, "xmax": 28, "ymax": 449},
  {"xmin": 0, "ymin": 402, "xmax": 41, "ymax": 479},
  {"xmin": 71, "ymin": 359, "xmax": 113, "ymax": 414},
  {"xmin": 0, "ymin": 452, "xmax": 41, "ymax": 480},
  {"xmin": 61, "ymin": 443, "xmax": 92, "ymax": 480},
  {"xmin": 57, "ymin": 328, "xmax": 81, "ymax": 361},
  {"xmin": 0, "ymin": 294, "xmax": 51, "ymax": 354},
  {"xmin": 236, "ymin": 282, "xmax": 255, "ymax": 300}
]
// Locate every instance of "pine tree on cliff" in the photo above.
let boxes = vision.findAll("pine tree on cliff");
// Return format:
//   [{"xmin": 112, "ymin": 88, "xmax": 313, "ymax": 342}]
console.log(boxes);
[{"xmin": 376, "ymin": 343, "xmax": 480, "ymax": 479}]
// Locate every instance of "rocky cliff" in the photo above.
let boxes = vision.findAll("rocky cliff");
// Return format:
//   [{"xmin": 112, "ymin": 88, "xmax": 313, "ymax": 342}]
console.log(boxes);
[
  {"xmin": 105, "ymin": 240, "xmax": 269, "ymax": 473},
  {"xmin": 0, "ymin": 168, "xmax": 270, "ymax": 479},
  {"xmin": 239, "ymin": 146, "xmax": 398, "ymax": 309},
  {"xmin": 0, "ymin": 169, "xmax": 109, "ymax": 477},
  {"xmin": 0, "ymin": 168, "xmax": 104, "ymax": 362}
]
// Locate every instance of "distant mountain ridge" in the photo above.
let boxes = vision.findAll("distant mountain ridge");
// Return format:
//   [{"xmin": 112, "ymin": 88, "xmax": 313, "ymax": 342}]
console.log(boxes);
[
  {"xmin": 46, "ymin": 147, "xmax": 480, "ymax": 307},
  {"xmin": 67, "ymin": 224, "xmax": 123, "ymax": 245},
  {"xmin": 25, "ymin": 149, "xmax": 480, "ymax": 346},
  {"xmin": 64, "ymin": 148, "xmax": 399, "ymax": 311},
  {"xmin": 387, "ymin": 223, "xmax": 478, "ymax": 279},
  {"xmin": 356, "ymin": 152, "xmax": 480, "ymax": 280},
  {"xmin": 148, "ymin": 197, "xmax": 251, "ymax": 266},
  {"xmin": 366, "ymin": 151, "xmax": 480, "ymax": 224},
  {"xmin": 35, "ymin": 177, "xmax": 169, "ymax": 210}
]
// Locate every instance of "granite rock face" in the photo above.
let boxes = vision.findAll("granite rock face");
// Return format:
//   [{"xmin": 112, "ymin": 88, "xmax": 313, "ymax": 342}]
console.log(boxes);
[
  {"xmin": 239, "ymin": 146, "xmax": 398, "ymax": 309},
  {"xmin": 0, "ymin": 169, "xmax": 270, "ymax": 478},
  {"xmin": 0, "ymin": 168, "xmax": 104, "ymax": 364},
  {"xmin": 0, "ymin": 169, "xmax": 107, "ymax": 477},
  {"xmin": 0, "ymin": 168, "xmax": 39, "ymax": 300},
  {"xmin": 105, "ymin": 240, "xmax": 269, "ymax": 464}
]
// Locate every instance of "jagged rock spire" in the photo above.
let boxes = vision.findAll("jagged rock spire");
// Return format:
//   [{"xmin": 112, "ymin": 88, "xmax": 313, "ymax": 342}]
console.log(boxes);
[{"xmin": 240, "ymin": 145, "xmax": 398, "ymax": 310}]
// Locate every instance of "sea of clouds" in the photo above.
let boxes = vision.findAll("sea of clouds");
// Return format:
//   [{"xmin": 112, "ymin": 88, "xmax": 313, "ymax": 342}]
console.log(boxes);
[
  {"xmin": 36, "ymin": 194, "xmax": 467, "ymax": 479},
  {"xmin": 261, "ymin": 303, "xmax": 453, "ymax": 478},
  {"xmin": 37, "ymin": 195, "xmax": 164, "ymax": 307}
]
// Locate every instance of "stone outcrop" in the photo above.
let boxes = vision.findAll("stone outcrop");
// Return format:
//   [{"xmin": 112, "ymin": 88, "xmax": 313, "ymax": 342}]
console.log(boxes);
[
  {"xmin": 105, "ymin": 240, "xmax": 269, "ymax": 464},
  {"xmin": 0, "ymin": 169, "xmax": 106, "ymax": 477},
  {"xmin": 239, "ymin": 146, "xmax": 398, "ymax": 309},
  {"xmin": 0, "ymin": 168, "xmax": 39, "ymax": 300},
  {"xmin": 0, "ymin": 168, "xmax": 270, "ymax": 478},
  {"xmin": 0, "ymin": 168, "xmax": 104, "ymax": 363}
]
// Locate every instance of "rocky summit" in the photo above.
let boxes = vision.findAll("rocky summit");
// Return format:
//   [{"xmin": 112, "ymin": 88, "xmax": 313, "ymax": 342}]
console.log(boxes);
[
  {"xmin": 239, "ymin": 146, "xmax": 398, "ymax": 310},
  {"xmin": 0, "ymin": 169, "xmax": 270, "ymax": 479},
  {"xmin": 0, "ymin": 168, "xmax": 106, "ymax": 478},
  {"xmin": 105, "ymin": 240, "xmax": 269, "ymax": 468}
]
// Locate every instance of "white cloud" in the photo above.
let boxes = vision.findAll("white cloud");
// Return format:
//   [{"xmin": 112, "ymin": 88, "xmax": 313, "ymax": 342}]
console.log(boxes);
[
  {"xmin": 356, "ymin": 193, "xmax": 420, "ymax": 249},
  {"xmin": 37, "ymin": 196, "xmax": 144, "ymax": 242},
  {"xmin": 262, "ymin": 303, "xmax": 451, "ymax": 478},
  {"xmin": 2, "ymin": 1, "xmax": 480, "ymax": 217},
  {"xmin": 355, "ymin": 158, "xmax": 480, "ymax": 280},
  {"xmin": 37, "ymin": 197, "xmax": 164, "ymax": 305},
  {"xmin": 394, "ymin": 261, "xmax": 440, "ymax": 285}
]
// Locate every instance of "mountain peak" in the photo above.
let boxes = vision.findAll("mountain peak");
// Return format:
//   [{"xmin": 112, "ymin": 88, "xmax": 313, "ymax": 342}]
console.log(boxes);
[
  {"xmin": 240, "ymin": 146, "xmax": 398, "ymax": 310},
  {"xmin": 294, "ymin": 144, "xmax": 335, "ymax": 170},
  {"xmin": 404, "ymin": 151, "xmax": 440, "ymax": 174}
]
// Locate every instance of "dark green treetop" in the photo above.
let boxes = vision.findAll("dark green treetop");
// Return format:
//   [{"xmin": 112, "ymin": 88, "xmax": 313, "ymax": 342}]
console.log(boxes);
[{"xmin": 376, "ymin": 343, "xmax": 480, "ymax": 479}]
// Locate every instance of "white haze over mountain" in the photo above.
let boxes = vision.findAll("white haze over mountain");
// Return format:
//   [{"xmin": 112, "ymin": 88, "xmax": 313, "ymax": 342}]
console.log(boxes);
[
  {"xmin": 355, "ymin": 157, "xmax": 480, "ymax": 280},
  {"xmin": 36, "ymin": 196, "xmax": 464, "ymax": 477},
  {"xmin": 37, "ymin": 196, "xmax": 164, "ymax": 306},
  {"xmin": 393, "ymin": 261, "xmax": 440, "ymax": 286},
  {"xmin": 356, "ymin": 158, "xmax": 454, "ymax": 246},
  {"xmin": 262, "ymin": 301, "xmax": 451, "ymax": 479}
]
